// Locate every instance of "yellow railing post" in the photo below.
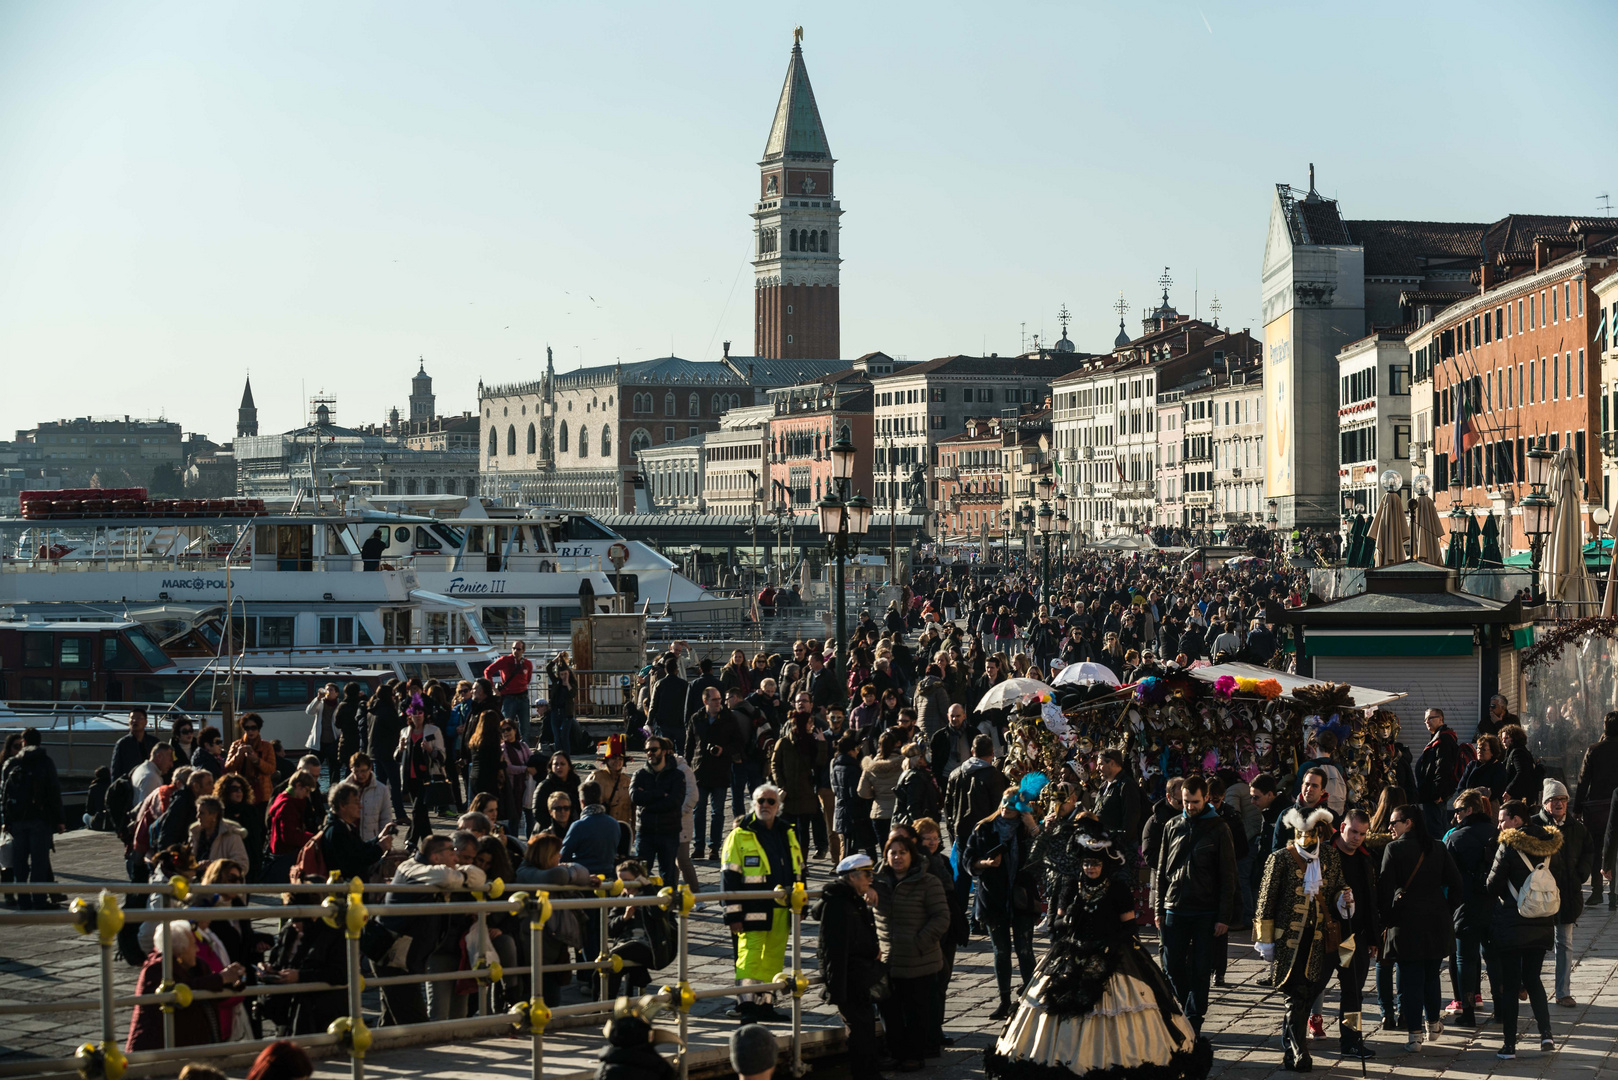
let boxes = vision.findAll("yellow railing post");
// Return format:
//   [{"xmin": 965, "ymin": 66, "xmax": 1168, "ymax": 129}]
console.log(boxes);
[
  {"xmin": 663, "ymin": 885, "xmax": 695, "ymax": 1080},
  {"xmin": 788, "ymin": 882, "xmax": 806, "ymax": 1077},
  {"xmin": 324, "ymin": 875, "xmax": 370, "ymax": 1080},
  {"xmin": 509, "ymin": 890, "xmax": 551, "ymax": 1080},
  {"xmin": 71, "ymin": 890, "xmax": 127, "ymax": 1080}
]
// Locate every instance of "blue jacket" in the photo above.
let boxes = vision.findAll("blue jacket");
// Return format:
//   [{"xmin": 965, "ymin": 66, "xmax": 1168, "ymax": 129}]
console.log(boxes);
[{"xmin": 561, "ymin": 805, "xmax": 621, "ymax": 877}]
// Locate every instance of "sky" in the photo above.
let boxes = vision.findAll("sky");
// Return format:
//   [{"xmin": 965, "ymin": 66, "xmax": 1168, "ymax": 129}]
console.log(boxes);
[{"xmin": 3, "ymin": 0, "xmax": 1617, "ymax": 442}]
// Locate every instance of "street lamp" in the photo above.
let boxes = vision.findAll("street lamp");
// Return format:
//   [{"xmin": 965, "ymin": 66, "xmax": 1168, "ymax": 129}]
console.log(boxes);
[
  {"xmin": 1522, "ymin": 437, "xmax": 1555, "ymax": 602},
  {"xmin": 818, "ymin": 446, "xmax": 873, "ymax": 688}
]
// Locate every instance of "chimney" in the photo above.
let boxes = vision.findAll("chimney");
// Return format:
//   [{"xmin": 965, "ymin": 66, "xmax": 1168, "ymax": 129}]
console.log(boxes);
[{"xmin": 1479, "ymin": 260, "xmax": 1494, "ymax": 293}]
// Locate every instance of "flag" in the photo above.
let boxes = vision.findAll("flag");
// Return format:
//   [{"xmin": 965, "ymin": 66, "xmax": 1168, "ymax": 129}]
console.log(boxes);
[{"xmin": 1454, "ymin": 380, "xmax": 1477, "ymax": 454}]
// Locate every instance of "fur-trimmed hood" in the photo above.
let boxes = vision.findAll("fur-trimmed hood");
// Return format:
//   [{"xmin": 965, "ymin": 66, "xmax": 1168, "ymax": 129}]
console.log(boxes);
[{"xmin": 1498, "ymin": 823, "xmax": 1562, "ymax": 859}]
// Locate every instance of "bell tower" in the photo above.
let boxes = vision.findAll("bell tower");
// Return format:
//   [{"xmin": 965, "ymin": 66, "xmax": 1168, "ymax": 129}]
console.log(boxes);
[{"xmin": 753, "ymin": 28, "xmax": 840, "ymax": 360}]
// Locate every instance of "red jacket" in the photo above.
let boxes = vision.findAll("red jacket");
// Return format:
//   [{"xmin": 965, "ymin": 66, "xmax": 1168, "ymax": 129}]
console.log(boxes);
[
  {"xmin": 266, "ymin": 791, "xmax": 313, "ymax": 856},
  {"xmin": 127, "ymin": 952, "xmax": 226, "ymax": 1051},
  {"xmin": 485, "ymin": 654, "xmax": 533, "ymax": 696}
]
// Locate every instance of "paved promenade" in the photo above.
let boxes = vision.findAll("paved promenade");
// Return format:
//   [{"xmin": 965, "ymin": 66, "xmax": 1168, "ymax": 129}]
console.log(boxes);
[{"xmin": 6, "ymin": 828, "xmax": 1618, "ymax": 1078}]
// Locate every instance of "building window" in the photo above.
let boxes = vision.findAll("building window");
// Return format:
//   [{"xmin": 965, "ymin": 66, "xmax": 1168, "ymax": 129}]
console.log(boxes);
[
  {"xmin": 664, "ymin": 426, "xmax": 675, "ymax": 441},
  {"xmin": 601, "ymin": 427, "xmax": 611, "ymax": 457},
  {"xmin": 507, "ymin": 425, "xmax": 516, "ymax": 455},
  {"xmin": 488, "ymin": 428, "xmax": 498, "ymax": 457},
  {"xmin": 688, "ymin": 393, "xmax": 700, "ymax": 417},
  {"xmin": 1389, "ymin": 365, "xmax": 1410, "ymax": 395},
  {"xmin": 578, "ymin": 426, "xmax": 588, "ymax": 458},
  {"xmin": 526, "ymin": 423, "xmax": 536, "ymax": 454},
  {"xmin": 558, "ymin": 421, "xmax": 569, "ymax": 454}
]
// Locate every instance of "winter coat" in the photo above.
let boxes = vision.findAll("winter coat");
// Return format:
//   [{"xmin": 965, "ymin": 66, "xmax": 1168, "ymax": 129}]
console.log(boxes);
[
  {"xmin": 561, "ymin": 805, "xmax": 624, "ymax": 877},
  {"xmin": 648, "ymin": 674, "xmax": 689, "ymax": 736},
  {"xmin": 1575, "ymin": 737, "xmax": 1618, "ymax": 812},
  {"xmin": 1535, "ymin": 810, "xmax": 1592, "ymax": 925},
  {"xmin": 964, "ymin": 816, "xmax": 1040, "ymax": 926},
  {"xmin": 928, "ymin": 723, "xmax": 972, "ymax": 782},
  {"xmin": 813, "ymin": 878, "xmax": 884, "ymax": 1005},
  {"xmin": 683, "ymin": 708, "xmax": 740, "ymax": 788},
  {"xmin": 630, "ymin": 762, "xmax": 686, "ymax": 838},
  {"xmin": 1415, "ymin": 725, "xmax": 1461, "ymax": 806},
  {"xmin": 588, "ymin": 767, "xmax": 635, "ymax": 832},
  {"xmin": 1457, "ymin": 757, "xmax": 1508, "ymax": 802},
  {"xmin": 319, "ymin": 818, "xmax": 388, "ymax": 883},
  {"xmin": 126, "ymin": 952, "xmax": 227, "ymax": 1051},
  {"xmin": 768, "ymin": 727, "xmax": 829, "ymax": 817},
  {"xmin": 892, "ymin": 761, "xmax": 942, "ymax": 827},
  {"xmin": 943, "ymin": 756, "xmax": 1008, "ymax": 844},
  {"xmin": 596, "ymin": 1040, "xmax": 676, "ymax": 1080},
  {"xmin": 1156, "ymin": 807, "xmax": 1237, "ymax": 924},
  {"xmin": 872, "ymin": 862, "xmax": 949, "ymax": 979},
  {"xmin": 225, "ymin": 737, "xmax": 278, "ymax": 804},
  {"xmin": 351, "ymin": 776, "xmax": 394, "ymax": 842},
  {"xmin": 188, "ymin": 818, "xmax": 250, "ymax": 874},
  {"xmin": 720, "ymin": 812, "xmax": 803, "ymax": 930},
  {"xmin": 1254, "ymin": 840, "xmax": 1351, "ymax": 988},
  {"xmin": 1502, "ymin": 745, "xmax": 1541, "ymax": 803},
  {"xmin": 857, "ymin": 754, "xmax": 904, "ymax": 821},
  {"xmin": 912, "ymin": 675, "xmax": 951, "ymax": 737},
  {"xmin": 1377, "ymin": 834, "xmax": 1462, "ymax": 961},
  {"xmin": 531, "ymin": 769, "xmax": 582, "ymax": 830},
  {"xmin": 465, "ymin": 733, "xmax": 505, "ymax": 807},
  {"xmin": 1487, "ymin": 821, "xmax": 1562, "ymax": 950},
  {"xmin": 1443, "ymin": 812, "xmax": 1498, "ymax": 934},
  {"xmin": 830, "ymin": 754, "xmax": 866, "ymax": 835},
  {"xmin": 265, "ymin": 792, "xmax": 313, "ymax": 857}
]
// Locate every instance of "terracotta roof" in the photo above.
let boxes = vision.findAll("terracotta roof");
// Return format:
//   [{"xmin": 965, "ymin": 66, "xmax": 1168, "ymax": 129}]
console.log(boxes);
[
  {"xmin": 1399, "ymin": 290, "xmax": 1469, "ymax": 305},
  {"xmin": 870, "ymin": 355, "xmax": 1080, "ymax": 380}
]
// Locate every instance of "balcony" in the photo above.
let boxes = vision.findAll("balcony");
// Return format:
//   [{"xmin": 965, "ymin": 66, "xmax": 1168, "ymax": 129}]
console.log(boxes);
[{"xmin": 935, "ymin": 466, "xmax": 957, "ymax": 479}]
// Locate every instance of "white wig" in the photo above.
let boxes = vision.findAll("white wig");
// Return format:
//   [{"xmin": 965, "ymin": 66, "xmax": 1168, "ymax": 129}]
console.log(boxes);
[{"xmin": 752, "ymin": 783, "xmax": 785, "ymax": 807}]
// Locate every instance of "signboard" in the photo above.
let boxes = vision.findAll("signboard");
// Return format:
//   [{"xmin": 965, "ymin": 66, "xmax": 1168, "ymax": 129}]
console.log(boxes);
[{"xmin": 1264, "ymin": 309, "xmax": 1292, "ymax": 499}]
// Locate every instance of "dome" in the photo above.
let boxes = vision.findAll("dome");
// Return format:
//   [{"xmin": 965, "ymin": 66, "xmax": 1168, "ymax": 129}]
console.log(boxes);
[
  {"xmin": 1055, "ymin": 335, "xmax": 1076, "ymax": 353},
  {"xmin": 1114, "ymin": 321, "xmax": 1131, "ymax": 348}
]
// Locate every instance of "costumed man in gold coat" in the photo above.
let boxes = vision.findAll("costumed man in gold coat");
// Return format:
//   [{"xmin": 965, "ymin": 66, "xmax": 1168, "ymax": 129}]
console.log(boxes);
[{"xmin": 1254, "ymin": 806, "xmax": 1357, "ymax": 1073}]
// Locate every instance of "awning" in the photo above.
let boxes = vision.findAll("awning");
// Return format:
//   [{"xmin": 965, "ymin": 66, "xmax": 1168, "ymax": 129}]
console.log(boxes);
[{"xmin": 1186, "ymin": 661, "xmax": 1406, "ymax": 708}]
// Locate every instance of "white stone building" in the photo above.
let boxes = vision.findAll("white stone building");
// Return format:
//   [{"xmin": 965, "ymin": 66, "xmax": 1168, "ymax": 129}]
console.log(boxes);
[{"xmin": 1335, "ymin": 328, "xmax": 1413, "ymax": 518}]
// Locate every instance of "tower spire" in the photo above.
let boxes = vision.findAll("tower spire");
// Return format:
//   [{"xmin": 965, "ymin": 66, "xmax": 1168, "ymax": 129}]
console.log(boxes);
[
  {"xmin": 753, "ymin": 31, "xmax": 841, "ymax": 360},
  {"xmin": 237, "ymin": 375, "xmax": 258, "ymax": 438}
]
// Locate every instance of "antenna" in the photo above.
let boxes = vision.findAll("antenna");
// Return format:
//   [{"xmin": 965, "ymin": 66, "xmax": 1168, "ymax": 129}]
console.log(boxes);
[
  {"xmin": 1601, "ymin": 192, "xmax": 1613, "ymax": 214},
  {"xmin": 1020, "ymin": 322, "xmax": 1027, "ymax": 354}
]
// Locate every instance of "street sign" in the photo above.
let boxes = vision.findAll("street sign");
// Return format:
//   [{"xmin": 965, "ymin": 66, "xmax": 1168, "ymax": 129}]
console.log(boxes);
[{"xmin": 607, "ymin": 542, "xmax": 630, "ymax": 570}]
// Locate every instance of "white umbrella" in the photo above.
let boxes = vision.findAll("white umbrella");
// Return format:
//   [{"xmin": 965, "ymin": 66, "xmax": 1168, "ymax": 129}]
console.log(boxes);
[
  {"xmin": 1051, "ymin": 661, "xmax": 1121, "ymax": 688},
  {"xmin": 1368, "ymin": 489, "xmax": 1409, "ymax": 567},
  {"xmin": 974, "ymin": 677, "xmax": 1057, "ymax": 712},
  {"xmin": 1544, "ymin": 447, "xmax": 1595, "ymax": 613}
]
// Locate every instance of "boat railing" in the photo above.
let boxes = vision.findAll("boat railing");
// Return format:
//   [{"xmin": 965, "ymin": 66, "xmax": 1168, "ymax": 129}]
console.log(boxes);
[{"xmin": 0, "ymin": 553, "xmax": 428, "ymax": 574}]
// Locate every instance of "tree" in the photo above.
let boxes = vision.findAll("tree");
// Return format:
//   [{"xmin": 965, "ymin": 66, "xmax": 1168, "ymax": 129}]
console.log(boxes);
[{"xmin": 148, "ymin": 463, "xmax": 184, "ymax": 496}]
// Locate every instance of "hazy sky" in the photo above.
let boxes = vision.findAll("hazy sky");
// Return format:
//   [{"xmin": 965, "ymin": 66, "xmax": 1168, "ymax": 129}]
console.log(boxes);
[{"xmin": 3, "ymin": 1, "xmax": 1616, "ymax": 442}]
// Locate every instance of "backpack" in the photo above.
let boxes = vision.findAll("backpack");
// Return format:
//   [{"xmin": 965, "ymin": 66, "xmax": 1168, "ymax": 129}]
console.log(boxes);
[
  {"xmin": 1511, "ymin": 850, "xmax": 1560, "ymax": 920},
  {"xmin": 103, "ymin": 775, "xmax": 135, "ymax": 842},
  {"xmin": 0, "ymin": 753, "xmax": 41, "ymax": 826}
]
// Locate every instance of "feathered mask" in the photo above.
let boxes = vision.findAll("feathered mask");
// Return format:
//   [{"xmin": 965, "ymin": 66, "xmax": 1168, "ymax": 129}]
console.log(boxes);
[{"xmin": 1282, "ymin": 806, "xmax": 1335, "ymax": 847}]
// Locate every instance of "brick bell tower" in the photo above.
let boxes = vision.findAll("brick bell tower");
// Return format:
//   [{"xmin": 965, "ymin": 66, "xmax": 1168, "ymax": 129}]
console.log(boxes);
[{"xmin": 753, "ymin": 28, "xmax": 840, "ymax": 360}]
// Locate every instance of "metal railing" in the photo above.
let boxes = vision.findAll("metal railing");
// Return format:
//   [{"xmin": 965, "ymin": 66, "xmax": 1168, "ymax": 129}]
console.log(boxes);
[{"xmin": 0, "ymin": 878, "xmax": 824, "ymax": 1080}]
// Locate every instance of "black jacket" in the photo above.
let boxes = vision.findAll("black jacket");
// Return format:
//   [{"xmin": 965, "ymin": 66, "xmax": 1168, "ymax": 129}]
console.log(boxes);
[
  {"xmin": 1415, "ymin": 725, "xmax": 1461, "ymax": 805},
  {"xmin": 964, "ymin": 816, "xmax": 1039, "ymax": 926},
  {"xmin": 1335, "ymin": 840, "xmax": 1381, "ymax": 943},
  {"xmin": 1487, "ymin": 821, "xmax": 1562, "ymax": 950},
  {"xmin": 944, "ymin": 757, "xmax": 1007, "ymax": 844},
  {"xmin": 1575, "ymin": 737, "xmax": 1618, "ymax": 812},
  {"xmin": 892, "ymin": 764, "xmax": 942, "ymax": 827},
  {"xmin": 1156, "ymin": 807, "xmax": 1236, "ymax": 923},
  {"xmin": 1458, "ymin": 757, "xmax": 1508, "ymax": 802},
  {"xmin": 1535, "ymin": 809, "xmax": 1592, "ymax": 925},
  {"xmin": 1503, "ymin": 745, "xmax": 1540, "ymax": 803},
  {"xmin": 649, "ymin": 675, "xmax": 689, "ymax": 736},
  {"xmin": 630, "ymin": 762, "xmax": 686, "ymax": 837},
  {"xmin": 812, "ymin": 878, "xmax": 883, "ymax": 1005},
  {"xmin": 1377, "ymin": 834, "xmax": 1462, "ymax": 961},
  {"xmin": 682, "ymin": 675, "xmax": 723, "ymax": 722},
  {"xmin": 0, "ymin": 746, "xmax": 63, "ymax": 829},
  {"xmin": 682, "ymin": 708, "xmax": 739, "ymax": 787},
  {"xmin": 1444, "ymin": 812, "xmax": 1498, "ymax": 933},
  {"xmin": 1096, "ymin": 775, "xmax": 1144, "ymax": 850},
  {"xmin": 320, "ymin": 818, "xmax": 387, "ymax": 882},
  {"xmin": 596, "ymin": 1040, "xmax": 676, "ymax": 1080},
  {"xmin": 1215, "ymin": 802, "xmax": 1249, "ymax": 861}
]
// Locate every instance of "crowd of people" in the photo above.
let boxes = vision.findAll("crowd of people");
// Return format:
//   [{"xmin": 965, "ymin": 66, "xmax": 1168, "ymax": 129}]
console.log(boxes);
[{"xmin": 6, "ymin": 545, "xmax": 1618, "ymax": 1079}]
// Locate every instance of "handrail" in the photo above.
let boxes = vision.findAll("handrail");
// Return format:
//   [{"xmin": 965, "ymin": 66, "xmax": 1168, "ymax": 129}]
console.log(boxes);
[{"xmin": 0, "ymin": 880, "xmax": 826, "ymax": 1080}]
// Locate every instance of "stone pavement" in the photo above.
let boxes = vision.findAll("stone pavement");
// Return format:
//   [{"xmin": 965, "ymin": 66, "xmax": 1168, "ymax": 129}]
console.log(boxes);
[{"xmin": 10, "ymin": 826, "xmax": 1618, "ymax": 1078}]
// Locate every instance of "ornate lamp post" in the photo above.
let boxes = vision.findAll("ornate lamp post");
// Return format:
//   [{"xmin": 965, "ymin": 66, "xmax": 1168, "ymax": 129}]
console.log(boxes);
[
  {"xmin": 1035, "ymin": 475, "xmax": 1054, "ymax": 599},
  {"xmin": 819, "ymin": 431, "xmax": 872, "ymax": 687},
  {"xmin": 1522, "ymin": 437, "xmax": 1555, "ymax": 603},
  {"xmin": 1266, "ymin": 498, "xmax": 1279, "ymax": 554},
  {"xmin": 1054, "ymin": 488, "xmax": 1069, "ymax": 573}
]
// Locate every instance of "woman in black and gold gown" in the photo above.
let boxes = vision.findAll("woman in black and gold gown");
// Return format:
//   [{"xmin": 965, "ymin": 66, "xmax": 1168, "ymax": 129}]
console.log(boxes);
[{"xmin": 987, "ymin": 814, "xmax": 1212, "ymax": 1080}]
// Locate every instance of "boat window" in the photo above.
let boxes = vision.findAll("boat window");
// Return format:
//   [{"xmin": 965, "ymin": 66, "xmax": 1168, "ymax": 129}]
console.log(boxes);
[
  {"xmin": 610, "ymin": 573, "xmax": 640, "ymax": 604},
  {"xmin": 413, "ymin": 527, "xmax": 442, "ymax": 551},
  {"xmin": 258, "ymin": 617, "xmax": 296, "ymax": 648},
  {"xmin": 482, "ymin": 606, "xmax": 526, "ymax": 633},
  {"xmin": 132, "ymin": 676, "xmax": 189, "ymax": 704},
  {"xmin": 461, "ymin": 609, "xmax": 491, "ymax": 646},
  {"xmin": 59, "ymin": 636, "xmax": 92, "ymax": 668},
  {"xmin": 21, "ymin": 634, "xmax": 52, "ymax": 668},
  {"xmin": 252, "ymin": 678, "xmax": 313, "ymax": 706},
  {"xmin": 59, "ymin": 679, "xmax": 92, "ymax": 701},
  {"xmin": 19, "ymin": 676, "xmax": 53, "ymax": 700},
  {"xmin": 125, "ymin": 627, "xmax": 172, "ymax": 668},
  {"xmin": 393, "ymin": 527, "xmax": 412, "ymax": 544},
  {"xmin": 466, "ymin": 527, "xmax": 486, "ymax": 553},
  {"xmin": 357, "ymin": 620, "xmax": 376, "ymax": 646},
  {"xmin": 431, "ymin": 523, "xmax": 464, "ymax": 549},
  {"xmin": 195, "ymin": 620, "xmax": 224, "ymax": 649},
  {"xmin": 555, "ymin": 516, "xmax": 615, "ymax": 541},
  {"xmin": 425, "ymin": 612, "xmax": 451, "ymax": 644},
  {"xmin": 327, "ymin": 525, "xmax": 360, "ymax": 556},
  {"xmin": 275, "ymin": 525, "xmax": 313, "ymax": 572},
  {"xmin": 382, "ymin": 610, "xmax": 412, "ymax": 646},
  {"xmin": 319, "ymin": 617, "xmax": 355, "ymax": 645},
  {"xmin": 423, "ymin": 663, "xmax": 464, "ymax": 682},
  {"xmin": 229, "ymin": 616, "xmax": 258, "ymax": 649}
]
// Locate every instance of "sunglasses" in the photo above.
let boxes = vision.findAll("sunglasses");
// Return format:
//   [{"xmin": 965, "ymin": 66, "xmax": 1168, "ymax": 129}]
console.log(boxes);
[
  {"xmin": 756, "ymin": 797, "xmax": 778, "ymax": 805},
  {"xmin": 242, "ymin": 725, "xmax": 261, "ymax": 733},
  {"xmin": 1390, "ymin": 817, "xmax": 1408, "ymax": 825}
]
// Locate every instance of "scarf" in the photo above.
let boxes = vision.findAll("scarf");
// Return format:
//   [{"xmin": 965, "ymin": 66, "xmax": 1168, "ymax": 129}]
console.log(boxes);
[{"xmin": 1295, "ymin": 841, "xmax": 1322, "ymax": 898}]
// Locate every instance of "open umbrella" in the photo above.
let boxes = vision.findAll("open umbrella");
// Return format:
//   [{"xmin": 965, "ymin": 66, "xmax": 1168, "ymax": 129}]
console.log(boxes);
[
  {"xmin": 1411, "ymin": 496, "xmax": 1445, "ymax": 566},
  {"xmin": 1051, "ymin": 661, "xmax": 1122, "ymax": 688},
  {"xmin": 1544, "ymin": 447, "xmax": 1595, "ymax": 613},
  {"xmin": 1367, "ymin": 489, "xmax": 1409, "ymax": 568},
  {"xmin": 1463, "ymin": 514, "xmax": 1482, "ymax": 569},
  {"xmin": 974, "ymin": 677, "xmax": 1057, "ymax": 712},
  {"xmin": 1480, "ymin": 514, "xmax": 1503, "ymax": 568}
]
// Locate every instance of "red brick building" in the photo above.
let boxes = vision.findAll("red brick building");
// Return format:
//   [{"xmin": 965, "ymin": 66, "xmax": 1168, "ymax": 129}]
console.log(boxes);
[
  {"xmin": 766, "ymin": 370, "xmax": 873, "ymax": 510},
  {"xmin": 936, "ymin": 418, "xmax": 1010, "ymax": 541},
  {"xmin": 752, "ymin": 36, "xmax": 840, "ymax": 360},
  {"xmin": 1411, "ymin": 220, "xmax": 1618, "ymax": 536}
]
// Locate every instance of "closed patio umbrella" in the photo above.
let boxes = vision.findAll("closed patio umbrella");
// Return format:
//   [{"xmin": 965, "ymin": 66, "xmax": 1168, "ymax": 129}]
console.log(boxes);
[
  {"xmin": 1344, "ymin": 513, "xmax": 1366, "ymax": 567},
  {"xmin": 1411, "ymin": 496, "xmax": 1445, "ymax": 566},
  {"xmin": 1480, "ymin": 514, "xmax": 1503, "ymax": 568},
  {"xmin": 1368, "ymin": 489, "xmax": 1409, "ymax": 568},
  {"xmin": 1544, "ymin": 448, "xmax": 1595, "ymax": 613},
  {"xmin": 1464, "ymin": 514, "xmax": 1482, "ymax": 569}
]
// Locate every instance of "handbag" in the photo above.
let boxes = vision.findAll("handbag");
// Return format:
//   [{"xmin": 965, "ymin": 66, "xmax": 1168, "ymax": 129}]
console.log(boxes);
[{"xmin": 1386, "ymin": 851, "xmax": 1425, "ymax": 927}]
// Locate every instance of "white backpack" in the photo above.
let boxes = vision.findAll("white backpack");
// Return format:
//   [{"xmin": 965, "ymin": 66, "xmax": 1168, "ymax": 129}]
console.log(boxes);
[{"xmin": 1511, "ymin": 851, "xmax": 1560, "ymax": 920}]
